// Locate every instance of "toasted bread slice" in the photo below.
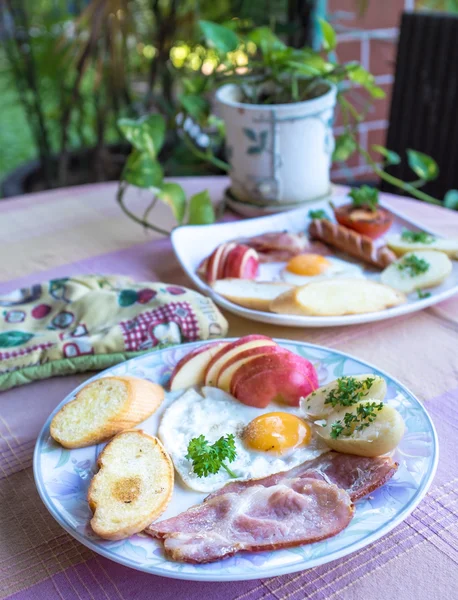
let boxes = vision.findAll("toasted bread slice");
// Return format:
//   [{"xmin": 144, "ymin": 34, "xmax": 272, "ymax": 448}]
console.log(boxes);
[
  {"xmin": 212, "ymin": 279, "xmax": 293, "ymax": 311},
  {"xmin": 88, "ymin": 430, "xmax": 174, "ymax": 540},
  {"xmin": 270, "ymin": 278, "xmax": 406, "ymax": 316},
  {"xmin": 50, "ymin": 376, "xmax": 163, "ymax": 448}
]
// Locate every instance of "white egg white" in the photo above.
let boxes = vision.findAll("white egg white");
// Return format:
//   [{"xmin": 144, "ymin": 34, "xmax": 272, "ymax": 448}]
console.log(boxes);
[
  {"xmin": 158, "ymin": 386, "xmax": 329, "ymax": 493},
  {"xmin": 280, "ymin": 257, "xmax": 365, "ymax": 286}
]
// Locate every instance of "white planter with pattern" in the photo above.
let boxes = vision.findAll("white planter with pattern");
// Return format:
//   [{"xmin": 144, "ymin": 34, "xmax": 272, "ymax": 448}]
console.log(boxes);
[{"xmin": 216, "ymin": 82, "xmax": 337, "ymax": 214}]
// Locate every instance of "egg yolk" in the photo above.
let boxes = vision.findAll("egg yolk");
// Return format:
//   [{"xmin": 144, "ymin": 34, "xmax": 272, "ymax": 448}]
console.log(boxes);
[
  {"xmin": 243, "ymin": 412, "xmax": 311, "ymax": 454},
  {"xmin": 286, "ymin": 254, "xmax": 331, "ymax": 276}
]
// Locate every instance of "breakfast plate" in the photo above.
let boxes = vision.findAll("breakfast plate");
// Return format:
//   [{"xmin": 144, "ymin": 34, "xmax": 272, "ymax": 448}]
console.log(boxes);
[
  {"xmin": 171, "ymin": 193, "xmax": 458, "ymax": 327},
  {"xmin": 34, "ymin": 339, "xmax": 438, "ymax": 581}
]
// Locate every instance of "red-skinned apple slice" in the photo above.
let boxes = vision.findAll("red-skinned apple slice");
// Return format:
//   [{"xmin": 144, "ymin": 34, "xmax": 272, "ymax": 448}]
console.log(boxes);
[
  {"xmin": 204, "ymin": 334, "xmax": 276, "ymax": 387},
  {"xmin": 205, "ymin": 243, "xmax": 234, "ymax": 284},
  {"xmin": 216, "ymin": 345, "xmax": 283, "ymax": 392},
  {"xmin": 223, "ymin": 245, "xmax": 259, "ymax": 279},
  {"xmin": 169, "ymin": 342, "xmax": 229, "ymax": 391},
  {"xmin": 230, "ymin": 352, "xmax": 318, "ymax": 407},
  {"xmin": 217, "ymin": 242, "xmax": 236, "ymax": 279}
]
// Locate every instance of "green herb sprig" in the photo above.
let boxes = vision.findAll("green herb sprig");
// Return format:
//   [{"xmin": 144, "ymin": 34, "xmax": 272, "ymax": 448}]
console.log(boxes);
[
  {"xmin": 417, "ymin": 289, "xmax": 431, "ymax": 299},
  {"xmin": 401, "ymin": 229, "xmax": 435, "ymax": 244},
  {"xmin": 348, "ymin": 186, "xmax": 379, "ymax": 212},
  {"xmin": 396, "ymin": 254, "xmax": 430, "ymax": 277},
  {"xmin": 186, "ymin": 434, "xmax": 237, "ymax": 478},
  {"xmin": 330, "ymin": 402, "xmax": 384, "ymax": 439},
  {"xmin": 325, "ymin": 376, "xmax": 375, "ymax": 408},
  {"xmin": 308, "ymin": 209, "xmax": 330, "ymax": 221}
]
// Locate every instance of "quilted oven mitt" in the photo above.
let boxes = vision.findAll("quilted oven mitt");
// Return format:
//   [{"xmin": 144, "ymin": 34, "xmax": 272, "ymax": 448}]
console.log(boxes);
[{"xmin": 0, "ymin": 275, "xmax": 228, "ymax": 391}]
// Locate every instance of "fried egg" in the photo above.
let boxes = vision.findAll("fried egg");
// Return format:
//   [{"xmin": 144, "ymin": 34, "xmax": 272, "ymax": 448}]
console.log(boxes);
[
  {"xmin": 280, "ymin": 254, "xmax": 364, "ymax": 285},
  {"xmin": 158, "ymin": 386, "xmax": 329, "ymax": 493}
]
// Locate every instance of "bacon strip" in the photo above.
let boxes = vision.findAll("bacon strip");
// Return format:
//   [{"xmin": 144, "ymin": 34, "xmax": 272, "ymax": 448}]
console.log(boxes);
[
  {"xmin": 238, "ymin": 231, "xmax": 331, "ymax": 262},
  {"xmin": 147, "ymin": 478, "xmax": 353, "ymax": 564}
]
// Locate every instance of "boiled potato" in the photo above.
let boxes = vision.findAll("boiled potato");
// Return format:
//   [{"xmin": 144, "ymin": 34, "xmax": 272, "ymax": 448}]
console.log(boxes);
[
  {"xmin": 381, "ymin": 250, "xmax": 452, "ymax": 294},
  {"xmin": 315, "ymin": 401, "xmax": 405, "ymax": 457},
  {"xmin": 301, "ymin": 375, "xmax": 387, "ymax": 419},
  {"xmin": 386, "ymin": 233, "xmax": 458, "ymax": 259}
]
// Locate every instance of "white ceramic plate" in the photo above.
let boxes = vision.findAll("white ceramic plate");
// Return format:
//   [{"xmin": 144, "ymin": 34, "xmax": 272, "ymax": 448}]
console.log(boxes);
[
  {"xmin": 172, "ymin": 193, "xmax": 458, "ymax": 327},
  {"xmin": 34, "ymin": 339, "xmax": 438, "ymax": 581}
]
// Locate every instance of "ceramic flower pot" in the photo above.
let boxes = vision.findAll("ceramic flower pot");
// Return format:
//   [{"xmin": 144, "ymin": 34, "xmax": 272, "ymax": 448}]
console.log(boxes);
[{"xmin": 215, "ymin": 82, "xmax": 337, "ymax": 215}]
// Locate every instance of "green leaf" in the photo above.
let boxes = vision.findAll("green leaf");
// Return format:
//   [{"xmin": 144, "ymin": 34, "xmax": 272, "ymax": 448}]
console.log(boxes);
[
  {"xmin": 118, "ymin": 114, "xmax": 165, "ymax": 158},
  {"xmin": 444, "ymin": 189, "xmax": 458, "ymax": 210},
  {"xmin": 348, "ymin": 185, "xmax": 379, "ymax": 211},
  {"xmin": 407, "ymin": 149, "xmax": 439, "ymax": 181},
  {"xmin": 332, "ymin": 134, "xmax": 357, "ymax": 162},
  {"xmin": 247, "ymin": 27, "xmax": 286, "ymax": 53},
  {"xmin": 347, "ymin": 65, "xmax": 384, "ymax": 98},
  {"xmin": 122, "ymin": 151, "xmax": 163, "ymax": 189},
  {"xmin": 318, "ymin": 18, "xmax": 337, "ymax": 51},
  {"xmin": 179, "ymin": 94, "xmax": 210, "ymax": 122},
  {"xmin": 371, "ymin": 145, "xmax": 401, "ymax": 166},
  {"xmin": 158, "ymin": 182, "xmax": 187, "ymax": 224},
  {"xmin": 55, "ymin": 448, "xmax": 70, "ymax": 469},
  {"xmin": 187, "ymin": 190, "xmax": 215, "ymax": 225},
  {"xmin": 199, "ymin": 20, "xmax": 238, "ymax": 53},
  {"xmin": 0, "ymin": 331, "xmax": 34, "ymax": 348}
]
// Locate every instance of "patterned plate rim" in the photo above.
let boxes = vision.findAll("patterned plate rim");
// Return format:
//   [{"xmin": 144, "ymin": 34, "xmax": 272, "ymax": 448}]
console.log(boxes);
[{"xmin": 33, "ymin": 339, "xmax": 439, "ymax": 581}]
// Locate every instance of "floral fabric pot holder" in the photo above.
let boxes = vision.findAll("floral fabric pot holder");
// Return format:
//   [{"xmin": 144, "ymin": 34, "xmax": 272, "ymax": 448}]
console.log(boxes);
[{"xmin": 0, "ymin": 274, "xmax": 228, "ymax": 391}]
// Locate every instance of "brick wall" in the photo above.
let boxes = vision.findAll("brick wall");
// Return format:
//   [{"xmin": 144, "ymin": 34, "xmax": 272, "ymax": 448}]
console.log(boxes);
[{"xmin": 329, "ymin": 0, "xmax": 416, "ymax": 183}]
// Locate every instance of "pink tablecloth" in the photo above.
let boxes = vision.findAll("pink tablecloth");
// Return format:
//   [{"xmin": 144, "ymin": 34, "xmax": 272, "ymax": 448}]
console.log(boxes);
[{"xmin": 0, "ymin": 177, "xmax": 457, "ymax": 600}]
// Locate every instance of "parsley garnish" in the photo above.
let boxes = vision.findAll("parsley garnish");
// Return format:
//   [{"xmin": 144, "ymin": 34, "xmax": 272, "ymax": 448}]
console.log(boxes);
[
  {"xmin": 330, "ymin": 402, "xmax": 384, "ymax": 438},
  {"xmin": 401, "ymin": 229, "xmax": 435, "ymax": 244},
  {"xmin": 308, "ymin": 209, "xmax": 330, "ymax": 220},
  {"xmin": 325, "ymin": 376, "xmax": 375, "ymax": 408},
  {"xmin": 186, "ymin": 434, "xmax": 237, "ymax": 478},
  {"xmin": 396, "ymin": 254, "xmax": 430, "ymax": 277},
  {"xmin": 348, "ymin": 185, "xmax": 379, "ymax": 212},
  {"xmin": 417, "ymin": 289, "xmax": 431, "ymax": 299}
]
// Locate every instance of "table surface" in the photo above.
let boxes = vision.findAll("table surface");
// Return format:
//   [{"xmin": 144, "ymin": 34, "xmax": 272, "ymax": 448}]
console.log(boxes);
[{"xmin": 1, "ymin": 177, "xmax": 457, "ymax": 600}]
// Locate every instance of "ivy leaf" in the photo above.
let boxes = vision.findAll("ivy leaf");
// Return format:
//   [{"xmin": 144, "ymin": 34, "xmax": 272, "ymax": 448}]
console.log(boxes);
[
  {"xmin": 371, "ymin": 145, "xmax": 401, "ymax": 166},
  {"xmin": 347, "ymin": 64, "xmax": 385, "ymax": 98},
  {"xmin": 158, "ymin": 182, "xmax": 187, "ymax": 224},
  {"xmin": 179, "ymin": 94, "xmax": 210, "ymax": 123},
  {"xmin": 122, "ymin": 151, "xmax": 163, "ymax": 189},
  {"xmin": 247, "ymin": 27, "xmax": 286, "ymax": 53},
  {"xmin": 0, "ymin": 331, "xmax": 34, "ymax": 347},
  {"xmin": 332, "ymin": 133, "xmax": 357, "ymax": 162},
  {"xmin": 199, "ymin": 20, "xmax": 238, "ymax": 53},
  {"xmin": 118, "ymin": 114, "xmax": 165, "ymax": 158},
  {"xmin": 187, "ymin": 190, "xmax": 215, "ymax": 225},
  {"xmin": 318, "ymin": 18, "xmax": 337, "ymax": 52},
  {"xmin": 444, "ymin": 189, "xmax": 458, "ymax": 210},
  {"xmin": 407, "ymin": 149, "xmax": 439, "ymax": 181}
]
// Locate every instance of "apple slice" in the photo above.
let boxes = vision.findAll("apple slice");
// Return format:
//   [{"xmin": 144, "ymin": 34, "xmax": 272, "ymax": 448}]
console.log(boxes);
[
  {"xmin": 169, "ymin": 342, "xmax": 229, "ymax": 391},
  {"xmin": 231, "ymin": 352, "xmax": 318, "ymax": 407},
  {"xmin": 205, "ymin": 243, "xmax": 234, "ymax": 284},
  {"xmin": 216, "ymin": 345, "xmax": 282, "ymax": 393},
  {"xmin": 223, "ymin": 245, "xmax": 259, "ymax": 279},
  {"xmin": 204, "ymin": 334, "xmax": 276, "ymax": 387},
  {"xmin": 217, "ymin": 242, "xmax": 236, "ymax": 279}
]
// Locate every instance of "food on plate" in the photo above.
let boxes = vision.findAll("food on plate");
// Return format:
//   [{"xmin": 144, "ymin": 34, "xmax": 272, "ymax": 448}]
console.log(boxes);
[
  {"xmin": 158, "ymin": 386, "xmax": 328, "ymax": 493},
  {"xmin": 280, "ymin": 254, "xmax": 364, "ymax": 285},
  {"xmin": 381, "ymin": 250, "xmax": 452, "ymax": 294},
  {"xmin": 270, "ymin": 278, "xmax": 406, "ymax": 316},
  {"xmin": 237, "ymin": 230, "xmax": 330, "ymax": 262},
  {"xmin": 230, "ymin": 350, "xmax": 318, "ymax": 407},
  {"xmin": 169, "ymin": 341, "xmax": 229, "ymax": 391},
  {"xmin": 211, "ymin": 279, "xmax": 293, "ymax": 311},
  {"xmin": 88, "ymin": 430, "xmax": 174, "ymax": 540},
  {"xmin": 301, "ymin": 375, "xmax": 387, "ymax": 419},
  {"xmin": 217, "ymin": 345, "xmax": 282, "ymax": 393},
  {"xmin": 50, "ymin": 376, "xmax": 163, "ymax": 448},
  {"xmin": 332, "ymin": 186, "xmax": 394, "ymax": 240},
  {"xmin": 146, "ymin": 452, "xmax": 398, "ymax": 563},
  {"xmin": 204, "ymin": 334, "xmax": 277, "ymax": 387},
  {"xmin": 204, "ymin": 242, "xmax": 259, "ymax": 284},
  {"xmin": 309, "ymin": 219, "xmax": 397, "ymax": 269},
  {"xmin": 315, "ymin": 401, "xmax": 405, "ymax": 457},
  {"xmin": 243, "ymin": 412, "xmax": 311, "ymax": 453},
  {"xmin": 386, "ymin": 229, "xmax": 458, "ymax": 259}
]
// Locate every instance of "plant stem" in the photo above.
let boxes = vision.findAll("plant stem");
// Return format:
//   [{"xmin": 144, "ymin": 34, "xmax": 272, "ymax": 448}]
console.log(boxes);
[
  {"xmin": 222, "ymin": 463, "xmax": 237, "ymax": 478},
  {"xmin": 182, "ymin": 134, "xmax": 231, "ymax": 172},
  {"xmin": 357, "ymin": 144, "xmax": 442, "ymax": 206},
  {"xmin": 116, "ymin": 183, "xmax": 171, "ymax": 235}
]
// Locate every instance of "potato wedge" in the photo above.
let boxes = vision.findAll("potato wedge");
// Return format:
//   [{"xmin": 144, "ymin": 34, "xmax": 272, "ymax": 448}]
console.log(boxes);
[
  {"xmin": 386, "ymin": 233, "xmax": 458, "ymax": 259},
  {"xmin": 301, "ymin": 375, "xmax": 387, "ymax": 419},
  {"xmin": 381, "ymin": 250, "xmax": 452, "ymax": 294},
  {"xmin": 315, "ymin": 402, "xmax": 405, "ymax": 457}
]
